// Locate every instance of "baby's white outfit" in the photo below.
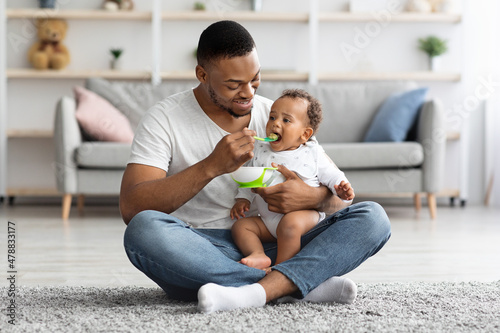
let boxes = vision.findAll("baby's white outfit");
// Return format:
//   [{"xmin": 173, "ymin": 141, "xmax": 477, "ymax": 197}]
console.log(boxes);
[{"xmin": 236, "ymin": 139, "xmax": 350, "ymax": 238}]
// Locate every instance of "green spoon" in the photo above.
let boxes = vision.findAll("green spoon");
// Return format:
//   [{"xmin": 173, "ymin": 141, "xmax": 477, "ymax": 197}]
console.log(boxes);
[{"xmin": 254, "ymin": 134, "xmax": 278, "ymax": 142}]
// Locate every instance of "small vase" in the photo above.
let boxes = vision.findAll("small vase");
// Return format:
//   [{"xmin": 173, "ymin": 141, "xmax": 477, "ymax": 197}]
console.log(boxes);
[
  {"xmin": 429, "ymin": 56, "xmax": 441, "ymax": 71},
  {"xmin": 251, "ymin": 0, "xmax": 263, "ymax": 12},
  {"xmin": 407, "ymin": 0, "xmax": 432, "ymax": 13},
  {"xmin": 110, "ymin": 58, "xmax": 122, "ymax": 70},
  {"xmin": 39, "ymin": 0, "xmax": 56, "ymax": 9}
]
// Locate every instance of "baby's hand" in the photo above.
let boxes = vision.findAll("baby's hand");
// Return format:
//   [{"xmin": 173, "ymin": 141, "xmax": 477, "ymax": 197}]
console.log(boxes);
[
  {"xmin": 231, "ymin": 198, "xmax": 251, "ymax": 220},
  {"xmin": 334, "ymin": 181, "xmax": 355, "ymax": 201}
]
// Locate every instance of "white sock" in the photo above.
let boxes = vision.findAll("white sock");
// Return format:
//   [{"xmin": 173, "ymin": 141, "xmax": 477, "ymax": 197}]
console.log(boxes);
[
  {"xmin": 197, "ymin": 283, "xmax": 267, "ymax": 314},
  {"xmin": 277, "ymin": 277, "xmax": 357, "ymax": 305}
]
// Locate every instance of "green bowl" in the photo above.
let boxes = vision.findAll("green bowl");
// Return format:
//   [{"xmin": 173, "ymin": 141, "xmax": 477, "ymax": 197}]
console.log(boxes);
[{"xmin": 231, "ymin": 167, "xmax": 278, "ymax": 188}]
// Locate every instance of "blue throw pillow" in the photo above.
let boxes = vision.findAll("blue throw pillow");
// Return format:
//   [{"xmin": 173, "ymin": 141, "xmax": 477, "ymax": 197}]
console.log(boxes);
[{"xmin": 364, "ymin": 87, "xmax": 428, "ymax": 142}]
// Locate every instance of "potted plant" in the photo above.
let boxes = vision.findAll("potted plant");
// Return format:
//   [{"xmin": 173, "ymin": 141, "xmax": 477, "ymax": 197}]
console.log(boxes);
[
  {"xmin": 194, "ymin": 2, "xmax": 206, "ymax": 11},
  {"xmin": 39, "ymin": 0, "xmax": 56, "ymax": 8},
  {"xmin": 418, "ymin": 36, "xmax": 448, "ymax": 71},
  {"xmin": 110, "ymin": 48, "xmax": 123, "ymax": 70}
]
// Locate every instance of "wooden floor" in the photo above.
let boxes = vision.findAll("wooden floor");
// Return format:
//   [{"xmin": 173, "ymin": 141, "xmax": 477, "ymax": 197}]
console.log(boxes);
[{"xmin": 1, "ymin": 203, "xmax": 499, "ymax": 288}]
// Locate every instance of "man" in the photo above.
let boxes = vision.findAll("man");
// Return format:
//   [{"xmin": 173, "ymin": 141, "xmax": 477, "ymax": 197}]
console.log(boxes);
[{"xmin": 121, "ymin": 20, "xmax": 391, "ymax": 314}]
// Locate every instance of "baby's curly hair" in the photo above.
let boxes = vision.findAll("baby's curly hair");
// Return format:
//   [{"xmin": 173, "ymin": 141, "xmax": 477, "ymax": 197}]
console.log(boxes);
[{"xmin": 279, "ymin": 89, "xmax": 323, "ymax": 133}]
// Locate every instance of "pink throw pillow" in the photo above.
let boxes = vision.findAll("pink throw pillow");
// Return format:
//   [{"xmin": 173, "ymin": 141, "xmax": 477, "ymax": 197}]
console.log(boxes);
[{"xmin": 74, "ymin": 86, "xmax": 134, "ymax": 143}]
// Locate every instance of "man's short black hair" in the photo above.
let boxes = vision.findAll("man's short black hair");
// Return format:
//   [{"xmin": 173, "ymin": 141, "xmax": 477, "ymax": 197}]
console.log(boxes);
[{"xmin": 197, "ymin": 20, "xmax": 256, "ymax": 68}]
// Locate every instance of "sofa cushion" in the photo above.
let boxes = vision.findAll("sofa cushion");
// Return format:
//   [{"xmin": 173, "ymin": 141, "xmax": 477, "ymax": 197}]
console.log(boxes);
[
  {"xmin": 364, "ymin": 87, "xmax": 428, "ymax": 142},
  {"xmin": 322, "ymin": 142, "xmax": 424, "ymax": 169},
  {"xmin": 74, "ymin": 86, "xmax": 134, "ymax": 143},
  {"xmin": 85, "ymin": 78, "xmax": 197, "ymax": 131},
  {"xmin": 258, "ymin": 81, "xmax": 418, "ymax": 143},
  {"xmin": 75, "ymin": 142, "xmax": 131, "ymax": 169}
]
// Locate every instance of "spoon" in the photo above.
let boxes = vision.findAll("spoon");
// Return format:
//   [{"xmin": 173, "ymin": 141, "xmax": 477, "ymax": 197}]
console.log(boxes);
[{"xmin": 254, "ymin": 134, "xmax": 278, "ymax": 142}]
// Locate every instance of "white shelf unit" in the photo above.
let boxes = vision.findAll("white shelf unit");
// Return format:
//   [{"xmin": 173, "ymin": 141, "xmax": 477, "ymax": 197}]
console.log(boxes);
[
  {"xmin": 318, "ymin": 72, "xmax": 461, "ymax": 81},
  {"xmin": 3, "ymin": 8, "xmax": 463, "ymax": 82},
  {"xmin": 6, "ymin": 68, "xmax": 152, "ymax": 80},
  {"xmin": 318, "ymin": 12, "xmax": 462, "ymax": 23},
  {"xmin": 0, "ymin": 2, "xmax": 6, "ymax": 199},
  {"xmin": 7, "ymin": 129, "xmax": 53, "ymax": 138},
  {"xmin": 0, "ymin": 6, "xmax": 160, "ymax": 198},
  {"xmin": 0, "ymin": 2, "xmax": 463, "ymax": 199},
  {"xmin": 162, "ymin": 11, "xmax": 310, "ymax": 22},
  {"xmin": 5, "ymin": 9, "xmax": 153, "ymax": 20}
]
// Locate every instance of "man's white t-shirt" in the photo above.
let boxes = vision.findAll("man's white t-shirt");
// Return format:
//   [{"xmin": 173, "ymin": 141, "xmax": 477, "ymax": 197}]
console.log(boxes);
[{"xmin": 128, "ymin": 89, "xmax": 273, "ymax": 229}]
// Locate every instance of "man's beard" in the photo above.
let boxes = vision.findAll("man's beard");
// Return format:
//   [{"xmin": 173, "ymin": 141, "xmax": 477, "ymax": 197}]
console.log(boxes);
[{"xmin": 208, "ymin": 86, "xmax": 253, "ymax": 119}]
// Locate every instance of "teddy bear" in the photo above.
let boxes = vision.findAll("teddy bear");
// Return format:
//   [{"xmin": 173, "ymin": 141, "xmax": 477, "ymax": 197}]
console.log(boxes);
[
  {"xmin": 27, "ymin": 19, "xmax": 70, "ymax": 70},
  {"xmin": 103, "ymin": 0, "xmax": 134, "ymax": 11}
]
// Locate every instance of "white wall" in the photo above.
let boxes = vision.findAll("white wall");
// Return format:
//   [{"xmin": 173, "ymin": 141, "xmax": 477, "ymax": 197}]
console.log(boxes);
[
  {"xmin": 462, "ymin": 0, "xmax": 500, "ymax": 206},
  {"xmin": 443, "ymin": 0, "xmax": 500, "ymax": 206},
  {"xmin": 5, "ymin": 0, "xmax": 499, "ymax": 205}
]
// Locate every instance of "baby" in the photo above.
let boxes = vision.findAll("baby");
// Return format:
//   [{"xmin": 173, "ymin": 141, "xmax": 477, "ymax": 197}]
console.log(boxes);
[{"xmin": 231, "ymin": 89, "xmax": 354, "ymax": 271}]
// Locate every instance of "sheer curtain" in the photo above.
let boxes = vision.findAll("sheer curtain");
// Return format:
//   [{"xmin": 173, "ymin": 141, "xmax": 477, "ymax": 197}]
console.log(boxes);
[
  {"xmin": 486, "ymin": 100, "xmax": 500, "ymax": 206},
  {"xmin": 463, "ymin": 0, "xmax": 500, "ymax": 206},
  {"xmin": 479, "ymin": 1, "xmax": 500, "ymax": 206}
]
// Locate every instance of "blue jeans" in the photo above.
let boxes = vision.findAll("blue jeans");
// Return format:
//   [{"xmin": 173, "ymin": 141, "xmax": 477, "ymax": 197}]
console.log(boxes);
[{"xmin": 123, "ymin": 201, "xmax": 391, "ymax": 301}]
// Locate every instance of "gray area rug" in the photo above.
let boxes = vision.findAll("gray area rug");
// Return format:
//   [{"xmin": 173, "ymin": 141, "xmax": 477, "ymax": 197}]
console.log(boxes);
[{"xmin": 2, "ymin": 282, "xmax": 499, "ymax": 332}]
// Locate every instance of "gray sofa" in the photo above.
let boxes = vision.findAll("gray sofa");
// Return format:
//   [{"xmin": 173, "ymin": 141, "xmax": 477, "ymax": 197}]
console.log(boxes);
[{"xmin": 54, "ymin": 78, "xmax": 445, "ymax": 219}]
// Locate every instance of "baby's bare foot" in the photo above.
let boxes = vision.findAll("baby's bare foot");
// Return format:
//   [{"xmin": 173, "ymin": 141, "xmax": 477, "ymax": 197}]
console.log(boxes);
[{"xmin": 240, "ymin": 254, "xmax": 271, "ymax": 270}]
